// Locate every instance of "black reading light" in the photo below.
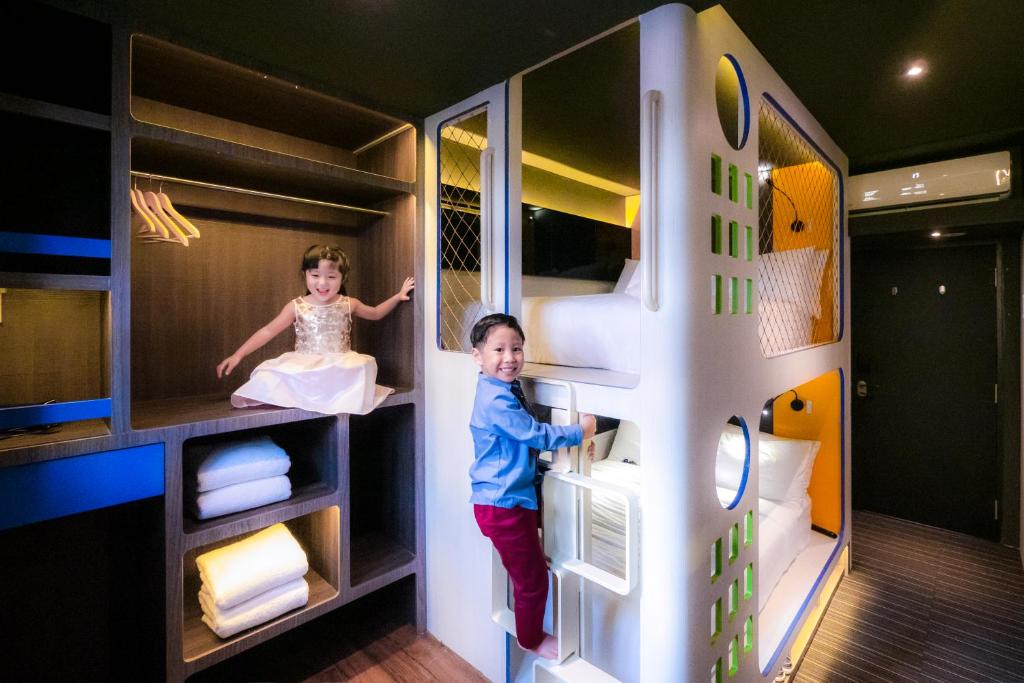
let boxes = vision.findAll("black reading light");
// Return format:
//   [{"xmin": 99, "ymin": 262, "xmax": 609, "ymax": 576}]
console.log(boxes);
[
  {"xmin": 784, "ymin": 389, "xmax": 804, "ymax": 412},
  {"xmin": 765, "ymin": 176, "xmax": 804, "ymax": 232}
]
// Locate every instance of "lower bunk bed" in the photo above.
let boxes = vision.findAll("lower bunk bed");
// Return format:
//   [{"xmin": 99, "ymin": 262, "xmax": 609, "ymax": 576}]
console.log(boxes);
[{"xmin": 575, "ymin": 421, "xmax": 838, "ymax": 680}]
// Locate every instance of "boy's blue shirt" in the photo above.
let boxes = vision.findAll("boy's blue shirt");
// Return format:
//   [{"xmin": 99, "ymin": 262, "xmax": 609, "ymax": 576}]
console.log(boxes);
[{"xmin": 469, "ymin": 373, "xmax": 583, "ymax": 510}]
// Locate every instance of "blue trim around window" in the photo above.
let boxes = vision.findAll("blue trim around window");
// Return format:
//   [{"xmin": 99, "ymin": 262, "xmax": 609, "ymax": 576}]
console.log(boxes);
[
  {"xmin": 435, "ymin": 102, "xmax": 491, "ymax": 351},
  {"xmin": 724, "ymin": 416, "xmax": 751, "ymax": 510},
  {"xmin": 0, "ymin": 443, "xmax": 164, "ymax": 530},
  {"xmin": 0, "ymin": 231, "xmax": 111, "ymax": 259},
  {"xmin": 761, "ymin": 369, "xmax": 846, "ymax": 676},
  {"xmin": 722, "ymin": 53, "xmax": 750, "ymax": 150},
  {"xmin": 760, "ymin": 91, "xmax": 847, "ymax": 343}
]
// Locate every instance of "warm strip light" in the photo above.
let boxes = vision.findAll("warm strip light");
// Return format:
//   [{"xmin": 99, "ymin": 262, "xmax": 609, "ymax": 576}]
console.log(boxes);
[{"xmin": 441, "ymin": 126, "xmax": 639, "ymax": 196}]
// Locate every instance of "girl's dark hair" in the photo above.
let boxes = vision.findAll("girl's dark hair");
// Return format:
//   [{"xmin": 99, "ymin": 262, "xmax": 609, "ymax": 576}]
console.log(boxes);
[
  {"xmin": 471, "ymin": 313, "xmax": 526, "ymax": 348},
  {"xmin": 302, "ymin": 244, "xmax": 350, "ymax": 295}
]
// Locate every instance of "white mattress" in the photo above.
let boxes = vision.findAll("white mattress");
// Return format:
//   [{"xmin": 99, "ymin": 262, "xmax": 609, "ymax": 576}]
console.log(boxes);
[
  {"xmin": 758, "ymin": 531, "xmax": 837, "ymax": 671},
  {"xmin": 756, "ymin": 495, "xmax": 812, "ymax": 611},
  {"xmin": 522, "ymin": 293, "xmax": 639, "ymax": 374}
]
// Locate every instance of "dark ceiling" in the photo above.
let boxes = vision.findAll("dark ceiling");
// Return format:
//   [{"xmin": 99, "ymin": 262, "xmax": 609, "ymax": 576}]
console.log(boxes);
[{"xmin": 82, "ymin": 0, "xmax": 1024, "ymax": 173}]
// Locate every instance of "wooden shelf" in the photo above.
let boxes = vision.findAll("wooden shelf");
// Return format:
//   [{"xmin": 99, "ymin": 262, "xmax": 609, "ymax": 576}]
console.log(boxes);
[
  {"xmin": 0, "ymin": 419, "xmax": 110, "ymax": 455},
  {"xmin": 181, "ymin": 567, "xmax": 339, "ymax": 671},
  {"xmin": 182, "ymin": 485, "xmax": 338, "ymax": 550},
  {"xmin": 0, "ymin": 92, "xmax": 110, "ymax": 132},
  {"xmin": 349, "ymin": 532, "xmax": 416, "ymax": 591},
  {"xmin": 131, "ymin": 394, "xmax": 331, "ymax": 433},
  {"xmin": 131, "ymin": 122, "xmax": 413, "ymax": 209},
  {"xmin": 132, "ymin": 389, "xmax": 413, "ymax": 433},
  {"xmin": 0, "ymin": 272, "xmax": 110, "ymax": 291}
]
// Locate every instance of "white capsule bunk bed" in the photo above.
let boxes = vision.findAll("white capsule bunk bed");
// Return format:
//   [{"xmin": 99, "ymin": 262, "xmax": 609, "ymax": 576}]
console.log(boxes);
[{"xmin": 424, "ymin": 4, "xmax": 850, "ymax": 683}]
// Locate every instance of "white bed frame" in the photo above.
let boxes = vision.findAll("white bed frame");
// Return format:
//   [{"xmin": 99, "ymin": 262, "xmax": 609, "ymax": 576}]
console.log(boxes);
[{"xmin": 424, "ymin": 4, "xmax": 851, "ymax": 681}]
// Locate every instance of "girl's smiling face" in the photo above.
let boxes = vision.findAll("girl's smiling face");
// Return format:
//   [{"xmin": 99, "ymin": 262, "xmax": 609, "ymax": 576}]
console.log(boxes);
[
  {"xmin": 305, "ymin": 258, "xmax": 343, "ymax": 303},
  {"xmin": 471, "ymin": 324, "xmax": 524, "ymax": 383}
]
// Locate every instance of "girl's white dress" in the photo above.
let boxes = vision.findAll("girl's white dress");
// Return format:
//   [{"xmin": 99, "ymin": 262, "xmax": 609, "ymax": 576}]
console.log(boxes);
[{"xmin": 231, "ymin": 296, "xmax": 392, "ymax": 415}]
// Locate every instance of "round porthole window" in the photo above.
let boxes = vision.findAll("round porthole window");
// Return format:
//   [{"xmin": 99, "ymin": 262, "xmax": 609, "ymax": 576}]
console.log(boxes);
[
  {"xmin": 715, "ymin": 417, "xmax": 750, "ymax": 509},
  {"xmin": 715, "ymin": 54, "xmax": 750, "ymax": 150}
]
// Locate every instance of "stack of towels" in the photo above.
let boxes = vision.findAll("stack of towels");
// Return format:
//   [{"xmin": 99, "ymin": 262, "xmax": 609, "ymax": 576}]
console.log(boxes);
[
  {"xmin": 191, "ymin": 436, "xmax": 292, "ymax": 520},
  {"xmin": 196, "ymin": 523, "xmax": 310, "ymax": 638}
]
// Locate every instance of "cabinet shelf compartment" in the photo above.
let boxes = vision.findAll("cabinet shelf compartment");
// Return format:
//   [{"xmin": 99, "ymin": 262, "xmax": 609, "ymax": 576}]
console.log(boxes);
[
  {"xmin": 0, "ymin": 3, "xmax": 111, "ymax": 116},
  {"xmin": 130, "ymin": 126, "xmax": 412, "ymax": 211},
  {"xmin": 0, "ymin": 288, "xmax": 111, "ymax": 452},
  {"xmin": 347, "ymin": 403, "xmax": 416, "ymax": 589},
  {"xmin": 181, "ymin": 506, "xmax": 341, "ymax": 673},
  {"xmin": 182, "ymin": 417, "xmax": 339, "ymax": 540},
  {"xmin": 130, "ymin": 201, "xmax": 414, "ymax": 427},
  {"xmin": 0, "ymin": 111, "xmax": 111, "ymax": 276},
  {"xmin": 131, "ymin": 35, "xmax": 414, "ymax": 184}
]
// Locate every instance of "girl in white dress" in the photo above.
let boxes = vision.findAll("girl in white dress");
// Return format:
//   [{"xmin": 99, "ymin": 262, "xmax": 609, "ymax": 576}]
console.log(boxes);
[{"xmin": 217, "ymin": 244, "xmax": 414, "ymax": 415}]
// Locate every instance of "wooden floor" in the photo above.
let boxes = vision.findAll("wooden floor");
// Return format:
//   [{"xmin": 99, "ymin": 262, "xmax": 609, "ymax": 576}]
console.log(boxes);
[
  {"xmin": 190, "ymin": 580, "xmax": 486, "ymax": 683},
  {"xmin": 796, "ymin": 510, "xmax": 1024, "ymax": 682}
]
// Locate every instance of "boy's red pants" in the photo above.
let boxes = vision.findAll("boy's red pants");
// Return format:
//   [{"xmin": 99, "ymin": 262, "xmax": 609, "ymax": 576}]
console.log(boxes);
[{"xmin": 474, "ymin": 504, "xmax": 548, "ymax": 650}]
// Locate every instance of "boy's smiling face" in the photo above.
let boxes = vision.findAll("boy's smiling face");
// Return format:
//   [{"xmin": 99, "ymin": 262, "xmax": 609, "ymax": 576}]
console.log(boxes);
[{"xmin": 472, "ymin": 324, "xmax": 524, "ymax": 383}]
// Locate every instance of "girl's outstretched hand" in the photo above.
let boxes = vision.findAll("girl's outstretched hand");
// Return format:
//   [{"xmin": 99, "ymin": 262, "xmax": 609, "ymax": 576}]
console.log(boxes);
[
  {"xmin": 216, "ymin": 354, "xmax": 241, "ymax": 378},
  {"xmin": 397, "ymin": 276, "xmax": 415, "ymax": 300}
]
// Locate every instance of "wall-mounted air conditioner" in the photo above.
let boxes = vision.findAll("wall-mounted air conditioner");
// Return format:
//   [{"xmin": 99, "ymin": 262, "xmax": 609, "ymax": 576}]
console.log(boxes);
[{"xmin": 848, "ymin": 151, "xmax": 1011, "ymax": 214}]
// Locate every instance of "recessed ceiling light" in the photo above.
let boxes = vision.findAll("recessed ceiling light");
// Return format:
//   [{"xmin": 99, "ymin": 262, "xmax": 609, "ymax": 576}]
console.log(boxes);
[
  {"xmin": 905, "ymin": 62, "xmax": 927, "ymax": 77},
  {"xmin": 930, "ymin": 230, "xmax": 942, "ymax": 238}
]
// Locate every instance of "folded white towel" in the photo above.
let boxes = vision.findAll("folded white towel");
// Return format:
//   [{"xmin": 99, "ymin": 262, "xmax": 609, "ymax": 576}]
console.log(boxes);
[
  {"xmin": 199, "ymin": 577, "xmax": 309, "ymax": 639},
  {"xmin": 196, "ymin": 523, "xmax": 309, "ymax": 610},
  {"xmin": 193, "ymin": 475, "xmax": 292, "ymax": 520},
  {"xmin": 193, "ymin": 436, "xmax": 291, "ymax": 493}
]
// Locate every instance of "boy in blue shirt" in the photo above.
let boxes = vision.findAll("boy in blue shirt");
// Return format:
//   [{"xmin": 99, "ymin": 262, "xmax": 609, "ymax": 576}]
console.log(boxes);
[{"xmin": 469, "ymin": 313, "xmax": 596, "ymax": 659}]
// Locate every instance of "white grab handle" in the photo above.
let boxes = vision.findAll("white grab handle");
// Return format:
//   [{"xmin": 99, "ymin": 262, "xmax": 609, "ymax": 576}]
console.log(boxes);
[
  {"xmin": 545, "ymin": 471, "xmax": 640, "ymax": 596},
  {"xmin": 641, "ymin": 90, "xmax": 660, "ymax": 312},
  {"xmin": 480, "ymin": 146, "xmax": 495, "ymax": 312}
]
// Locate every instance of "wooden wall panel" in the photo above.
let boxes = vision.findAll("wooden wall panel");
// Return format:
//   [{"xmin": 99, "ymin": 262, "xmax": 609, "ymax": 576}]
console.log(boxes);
[
  {"xmin": 357, "ymin": 126, "xmax": 416, "ymax": 182},
  {"xmin": 130, "ymin": 213, "xmax": 361, "ymax": 402},
  {"xmin": 0, "ymin": 289, "xmax": 106, "ymax": 405},
  {"xmin": 355, "ymin": 193, "xmax": 417, "ymax": 389}
]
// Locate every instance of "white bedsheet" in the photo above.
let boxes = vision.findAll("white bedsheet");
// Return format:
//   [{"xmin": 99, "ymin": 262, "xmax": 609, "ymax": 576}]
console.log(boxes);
[
  {"xmin": 756, "ymin": 495, "xmax": 812, "ymax": 611},
  {"xmin": 522, "ymin": 293, "xmax": 639, "ymax": 374},
  {"xmin": 758, "ymin": 300, "xmax": 814, "ymax": 355}
]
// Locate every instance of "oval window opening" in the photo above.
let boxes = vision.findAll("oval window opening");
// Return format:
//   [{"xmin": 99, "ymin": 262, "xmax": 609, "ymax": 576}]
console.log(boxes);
[
  {"xmin": 716, "ymin": 416, "xmax": 750, "ymax": 508},
  {"xmin": 715, "ymin": 54, "xmax": 749, "ymax": 150}
]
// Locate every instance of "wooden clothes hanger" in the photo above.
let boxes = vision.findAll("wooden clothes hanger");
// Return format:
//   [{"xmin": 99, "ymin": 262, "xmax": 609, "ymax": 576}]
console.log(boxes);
[
  {"xmin": 129, "ymin": 186, "xmax": 167, "ymax": 239},
  {"xmin": 143, "ymin": 190, "xmax": 190, "ymax": 245},
  {"xmin": 157, "ymin": 190, "xmax": 200, "ymax": 239}
]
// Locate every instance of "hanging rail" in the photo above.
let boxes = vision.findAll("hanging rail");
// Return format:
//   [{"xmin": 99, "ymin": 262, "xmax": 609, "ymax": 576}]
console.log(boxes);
[{"xmin": 129, "ymin": 171, "xmax": 389, "ymax": 217}]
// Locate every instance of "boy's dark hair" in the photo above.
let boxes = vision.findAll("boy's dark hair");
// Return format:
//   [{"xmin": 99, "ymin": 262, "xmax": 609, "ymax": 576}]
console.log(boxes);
[{"xmin": 471, "ymin": 313, "xmax": 526, "ymax": 348}]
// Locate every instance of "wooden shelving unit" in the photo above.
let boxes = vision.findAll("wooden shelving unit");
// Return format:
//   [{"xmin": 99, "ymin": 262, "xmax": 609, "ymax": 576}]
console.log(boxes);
[{"xmin": 0, "ymin": 5, "xmax": 424, "ymax": 681}]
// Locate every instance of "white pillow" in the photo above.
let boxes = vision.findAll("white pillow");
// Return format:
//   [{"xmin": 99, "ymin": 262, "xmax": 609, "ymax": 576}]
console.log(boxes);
[
  {"xmin": 757, "ymin": 247, "xmax": 828, "ymax": 318},
  {"xmin": 607, "ymin": 419, "xmax": 641, "ymax": 463},
  {"xmin": 613, "ymin": 258, "xmax": 640, "ymax": 298},
  {"xmin": 757, "ymin": 432, "xmax": 821, "ymax": 503},
  {"xmin": 715, "ymin": 423, "xmax": 749, "ymax": 492}
]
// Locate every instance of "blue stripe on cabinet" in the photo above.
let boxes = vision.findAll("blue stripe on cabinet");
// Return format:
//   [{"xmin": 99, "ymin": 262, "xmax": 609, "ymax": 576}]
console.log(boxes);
[
  {"xmin": 0, "ymin": 444, "xmax": 164, "ymax": 531},
  {"xmin": 0, "ymin": 231, "xmax": 111, "ymax": 258},
  {"xmin": 0, "ymin": 398, "xmax": 112, "ymax": 430}
]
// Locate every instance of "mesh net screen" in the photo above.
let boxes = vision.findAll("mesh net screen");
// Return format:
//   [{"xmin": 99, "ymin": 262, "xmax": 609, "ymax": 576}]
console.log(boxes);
[
  {"xmin": 757, "ymin": 100, "xmax": 840, "ymax": 357},
  {"xmin": 439, "ymin": 111, "xmax": 488, "ymax": 352}
]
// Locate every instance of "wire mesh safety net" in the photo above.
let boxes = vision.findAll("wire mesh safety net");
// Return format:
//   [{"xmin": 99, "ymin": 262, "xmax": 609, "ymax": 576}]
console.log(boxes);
[
  {"xmin": 439, "ymin": 110, "xmax": 488, "ymax": 352},
  {"xmin": 757, "ymin": 99, "xmax": 840, "ymax": 357}
]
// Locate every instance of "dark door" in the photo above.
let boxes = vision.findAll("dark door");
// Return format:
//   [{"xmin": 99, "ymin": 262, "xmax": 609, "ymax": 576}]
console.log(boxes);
[{"xmin": 852, "ymin": 243, "xmax": 999, "ymax": 539}]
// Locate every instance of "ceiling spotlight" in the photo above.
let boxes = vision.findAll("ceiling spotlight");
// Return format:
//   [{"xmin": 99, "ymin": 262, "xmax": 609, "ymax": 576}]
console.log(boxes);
[
  {"xmin": 930, "ymin": 230, "xmax": 942, "ymax": 238},
  {"xmin": 904, "ymin": 62, "xmax": 927, "ymax": 78}
]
